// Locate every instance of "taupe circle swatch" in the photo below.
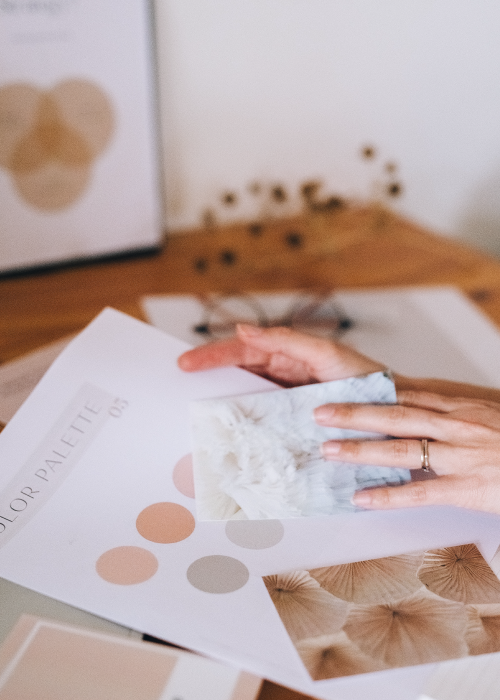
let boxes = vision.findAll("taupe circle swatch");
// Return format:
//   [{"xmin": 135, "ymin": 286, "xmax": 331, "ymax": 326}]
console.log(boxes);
[
  {"xmin": 136, "ymin": 502, "xmax": 195, "ymax": 544},
  {"xmin": 186, "ymin": 555, "xmax": 249, "ymax": 593},
  {"xmin": 96, "ymin": 546, "xmax": 158, "ymax": 585},
  {"xmin": 225, "ymin": 519, "xmax": 284, "ymax": 549},
  {"xmin": 0, "ymin": 79, "xmax": 114, "ymax": 211}
]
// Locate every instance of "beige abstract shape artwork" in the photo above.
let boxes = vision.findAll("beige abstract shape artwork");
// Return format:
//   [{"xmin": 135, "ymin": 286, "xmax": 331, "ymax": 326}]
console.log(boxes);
[
  {"xmin": 0, "ymin": 79, "xmax": 114, "ymax": 211},
  {"xmin": 264, "ymin": 544, "xmax": 500, "ymax": 681}
]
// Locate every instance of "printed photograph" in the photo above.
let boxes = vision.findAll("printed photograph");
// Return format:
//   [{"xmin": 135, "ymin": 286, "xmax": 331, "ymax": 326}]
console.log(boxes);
[
  {"xmin": 190, "ymin": 371, "xmax": 410, "ymax": 521},
  {"xmin": 263, "ymin": 544, "xmax": 500, "ymax": 680}
]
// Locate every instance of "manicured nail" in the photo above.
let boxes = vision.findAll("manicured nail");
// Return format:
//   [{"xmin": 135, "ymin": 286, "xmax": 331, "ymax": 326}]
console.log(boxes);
[
  {"xmin": 352, "ymin": 491, "xmax": 373, "ymax": 506},
  {"xmin": 314, "ymin": 406, "xmax": 333, "ymax": 424},
  {"xmin": 237, "ymin": 323, "xmax": 263, "ymax": 337},
  {"xmin": 321, "ymin": 441, "xmax": 341, "ymax": 456}
]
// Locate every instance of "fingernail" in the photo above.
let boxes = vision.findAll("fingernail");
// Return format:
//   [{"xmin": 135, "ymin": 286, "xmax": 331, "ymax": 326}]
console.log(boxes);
[
  {"xmin": 321, "ymin": 441, "xmax": 341, "ymax": 456},
  {"xmin": 352, "ymin": 491, "xmax": 373, "ymax": 506},
  {"xmin": 314, "ymin": 406, "xmax": 332, "ymax": 424},
  {"xmin": 237, "ymin": 323, "xmax": 263, "ymax": 337}
]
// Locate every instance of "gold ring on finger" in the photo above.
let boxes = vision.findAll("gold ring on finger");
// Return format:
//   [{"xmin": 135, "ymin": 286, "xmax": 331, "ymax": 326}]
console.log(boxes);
[{"xmin": 421, "ymin": 438, "xmax": 430, "ymax": 472}]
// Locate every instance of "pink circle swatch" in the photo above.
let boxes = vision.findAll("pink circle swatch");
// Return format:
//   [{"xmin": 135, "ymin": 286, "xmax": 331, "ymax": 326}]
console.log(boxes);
[
  {"xmin": 172, "ymin": 454, "xmax": 195, "ymax": 498},
  {"xmin": 136, "ymin": 502, "xmax": 195, "ymax": 544},
  {"xmin": 96, "ymin": 546, "xmax": 158, "ymax": 585}
]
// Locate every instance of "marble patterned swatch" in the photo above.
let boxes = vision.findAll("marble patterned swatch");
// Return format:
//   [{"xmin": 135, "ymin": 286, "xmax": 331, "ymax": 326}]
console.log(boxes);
[{"xmin": 190, "ymin": 371, "xmax": 410, "ymax": 520}]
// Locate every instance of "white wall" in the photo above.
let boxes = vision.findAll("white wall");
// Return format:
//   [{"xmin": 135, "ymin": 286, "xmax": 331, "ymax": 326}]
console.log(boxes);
[{"xmin": 155, "ymin": 0, "xmax": 500, "ymax": 254}]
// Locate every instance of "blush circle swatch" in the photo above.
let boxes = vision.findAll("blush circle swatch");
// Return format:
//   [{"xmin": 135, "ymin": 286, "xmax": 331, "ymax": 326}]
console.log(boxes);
[
  {"xmin": 136, "ymin": 502, "xmax": 195, "ymax": 543},
  {"xmin": 172, "ymin": 454, "xmax": 195, "ymax": 498},
  {"xmin": 186, "ymin": 555, "xmax": 249, "ymax": 593},
  {"xmin": 225, "ymin": 519, "xmax": 284, "ymax": 549},
  {"xmin": 96, "ymin": 546, "xmax": 158, "ymax": 585}
]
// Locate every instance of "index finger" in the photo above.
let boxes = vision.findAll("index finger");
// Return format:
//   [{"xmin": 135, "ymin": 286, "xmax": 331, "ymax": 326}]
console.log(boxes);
[{"xmin": 177, "ymin": 336, "xmax": 267, "ymax": 372}]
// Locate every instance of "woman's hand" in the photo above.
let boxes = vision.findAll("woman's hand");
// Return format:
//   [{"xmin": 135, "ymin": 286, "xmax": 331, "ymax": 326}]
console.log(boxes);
[
  {"xmin": 316, "ymin": 391, "xmax": 500, "ymax": 515},
  {"xmin": 178, "ymin": 323, "xmax": 384, "ymax": 387},
  {"xmin": 178, "ymin": 324, "xmax": 500, "ymax": 515}
]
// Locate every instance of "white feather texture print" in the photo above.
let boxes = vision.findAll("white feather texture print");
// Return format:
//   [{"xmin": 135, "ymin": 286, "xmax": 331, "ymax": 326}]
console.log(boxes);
[{"xmin": 190, "ymin": 371, "xmax": 410, "ymax": 520}]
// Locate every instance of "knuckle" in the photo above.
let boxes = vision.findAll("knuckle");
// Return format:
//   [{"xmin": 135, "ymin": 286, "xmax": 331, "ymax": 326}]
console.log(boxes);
[
  {"xmin": 336, "ymin": 404, "xmax": 356, "ymax": 422},
  {"xmin": 272, "ymin": 326, "xmax": 292, "ymax": 338},
  {"xmin": 391, "ymin": 439, "xmax": 409, "ymax": 459},
  {"xmin": 398, "ymin": 390, "xmax": 421, "ymax": 407},
  {"xmin": 342, "ymin": 441, "xmax": 361, "ymax": 458},
  {"xmin": 266, "ymin": 326, "xmax": 293, "ymax": 343},
  {"xmin": 452, "ymin": 418, "xmax": 489, "ymax": 443},
  {"xmin": 372, "ymin": 489, "xmax": 391, "ymax": 507},
  {"xmin": 387, "ymin": 404, "xmax": 408, "ymax": 424},
  {"xmin": 408, "ymin": 483, "xmax": 428, "ymax": 504}
]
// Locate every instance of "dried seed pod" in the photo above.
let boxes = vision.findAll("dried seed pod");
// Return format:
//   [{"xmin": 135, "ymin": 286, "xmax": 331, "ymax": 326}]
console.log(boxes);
[
  {"xmin": 465, "ymin": 604, "xmax": 500, "ymax": 655},
  {"xmin": 343, "ymin": 590, "xmax": 468, "ymax": 667},
  {"xmin": 264, "ymin": 571, "xmax": 348, "ymax": 642},
  {"xmin": 418, "ymin": 544, "xmax": 500, "ymax": 604},
  {"xmin": 296, "ymin": 632, "xmax": 387, "ymax": 680},
  {"xmin": 310, "ymin": 552, "xmax": 423, "ymax": 604}
]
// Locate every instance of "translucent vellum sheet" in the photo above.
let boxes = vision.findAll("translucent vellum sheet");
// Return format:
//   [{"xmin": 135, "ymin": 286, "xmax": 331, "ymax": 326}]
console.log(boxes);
[{"xmin": 190, "ymin": 372, "xmax": 410, "ymax": 521}]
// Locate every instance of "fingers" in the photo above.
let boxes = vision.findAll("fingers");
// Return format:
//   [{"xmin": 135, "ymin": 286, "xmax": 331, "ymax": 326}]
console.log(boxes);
[
  {"xmin": 397, "ymin": 389, "xmax": 497, "ymax": 414},
  {"xmin": 322, "ymin": 437, "xmax": 440, "ymax": 471},
  {"xmin": 177, "ymin": 336, "xmax": 267, "ymax": 372},
  {"xmin": 352, "ymin": 473, "xmax": 498, "ymax": 514},
  {"xmin": 178, "ymin": 324, "xmax": 384, "ymax": 383},
  {"xmin": 314, "ymin": 402, "xmax": 453, "ymax": 441},
  {"xmin": 396, "ymin": 389, "xmax": 462, "ymax": 412},
  {"xmin": 236, "ymin": 324, "xmax": 384, "ymax": 382}
]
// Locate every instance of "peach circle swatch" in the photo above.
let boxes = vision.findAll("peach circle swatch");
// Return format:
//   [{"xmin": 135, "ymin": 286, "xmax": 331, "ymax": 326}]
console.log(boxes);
[
  {"xmin": 172, "ymin": 454, "xmax": 195, "ymax": 498},
  {"xmin": 96, "ymin": 546, "xmax": 158, "ymax": 585},
  {"xmin": 225, "ymin": 519, "xmax": 284, "ymax": 549},
  {"xmin": 186, "ymin": 555, "xmax": 249, "ymax": 594},
  {"xmin": 136, "ymin": 502, "xmax": 195, "ymax": 544}
]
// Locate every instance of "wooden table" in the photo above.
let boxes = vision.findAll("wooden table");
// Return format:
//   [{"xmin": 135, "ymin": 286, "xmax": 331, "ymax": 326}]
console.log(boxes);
[
  {"xmin": 3, "ymin": 204, "xmax": 500, "ymax": 364},
  {"xmin": 2, "ymin": 203, "xmax": 500, "ymax": 699}
]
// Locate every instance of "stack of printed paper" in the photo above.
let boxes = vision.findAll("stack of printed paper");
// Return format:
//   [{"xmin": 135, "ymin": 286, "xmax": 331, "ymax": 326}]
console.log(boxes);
[{"xmin": 1, "ymin": 308, "xmax": 500, "ymax": 700}]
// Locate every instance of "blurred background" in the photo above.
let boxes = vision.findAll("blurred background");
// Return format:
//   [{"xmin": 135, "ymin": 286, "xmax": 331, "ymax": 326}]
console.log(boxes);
[{"xmin": 157, "ymin": 0, "xmax": 500, "ymax": 253}]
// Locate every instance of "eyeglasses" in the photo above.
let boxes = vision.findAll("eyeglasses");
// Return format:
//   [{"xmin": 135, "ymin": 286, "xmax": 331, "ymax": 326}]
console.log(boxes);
[{"xmin": 192, "ymin": 292, "xmax": 353, "ymax": 342}]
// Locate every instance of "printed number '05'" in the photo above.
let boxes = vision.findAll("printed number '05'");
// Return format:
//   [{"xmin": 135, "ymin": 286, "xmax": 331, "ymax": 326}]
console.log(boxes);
[{"xmin": 109, "ymin": 398, "xmax": 128, "ymax": 418}]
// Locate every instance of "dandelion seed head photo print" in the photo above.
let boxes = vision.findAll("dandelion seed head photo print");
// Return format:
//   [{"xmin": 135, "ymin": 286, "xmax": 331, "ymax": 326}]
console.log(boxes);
[{"xmin": 264, "ymin": 544, "xmax": 500, "ymax": 681}]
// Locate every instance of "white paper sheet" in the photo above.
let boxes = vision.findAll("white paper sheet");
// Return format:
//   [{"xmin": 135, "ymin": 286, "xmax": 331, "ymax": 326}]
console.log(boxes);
[
  {"xmin": 0, "ymin": 336, "xmax": 73, "ymax": 426},
  {"xmin": 1, "ymin": 308, "xmax": 500, "ymax": 700},
  {"xmin": 420, "ymin": 652, "xmax": 500, "ymax": 700}
]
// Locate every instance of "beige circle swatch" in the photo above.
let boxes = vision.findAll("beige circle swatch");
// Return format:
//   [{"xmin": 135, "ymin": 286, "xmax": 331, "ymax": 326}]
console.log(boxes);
[
  {"xmin": 0, "ymin": 79, "xmax": 114, "ymax": 211},
  {"xmin": 186, "ymin": 555, "xmax": 249, "ymax": 594},
  {"xmin": 225, "ymin": 519, "xmax": 285, "ymax": 549},
  {"xmin": 136, "ymin": 502, "xmax": 195, "ymax": 544},
  {"xmin": 172, "ymin": 454, "xmax": 195, "ymax": 498},
  {"xmin": 96, "ymin": 546, "xmax": 158, "ymax": 585}
]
